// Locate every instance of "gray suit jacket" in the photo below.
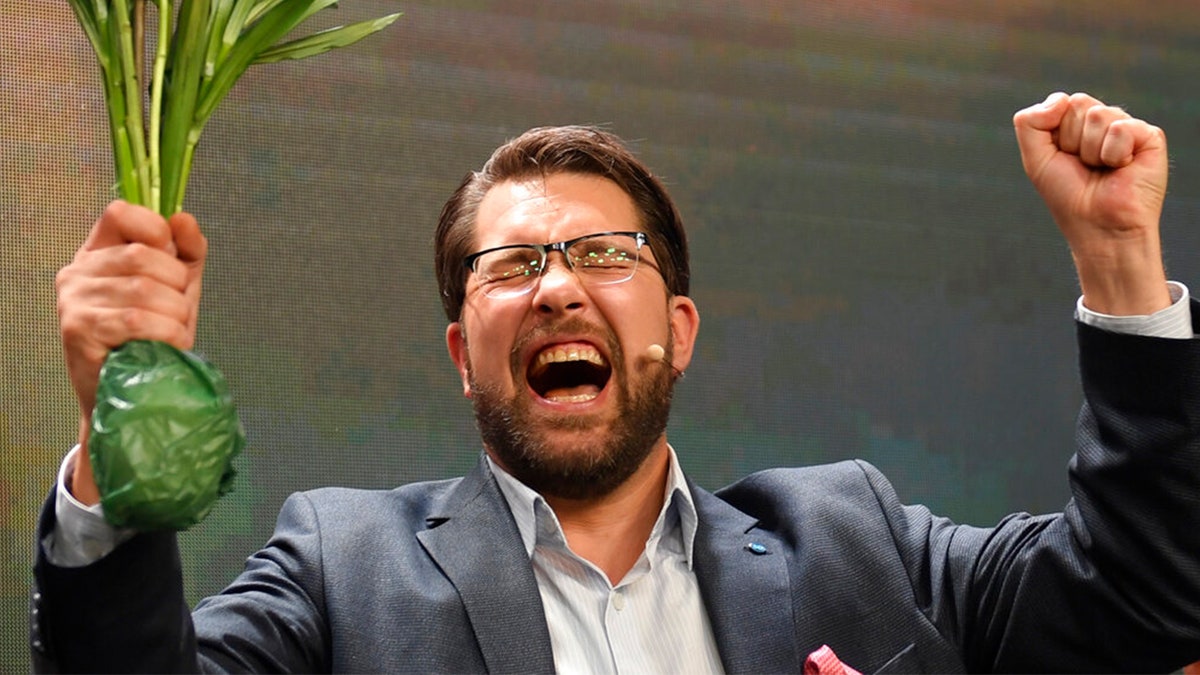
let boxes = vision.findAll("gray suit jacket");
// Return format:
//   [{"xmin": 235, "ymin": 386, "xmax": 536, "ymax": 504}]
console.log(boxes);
[{"xmin": 31, "ymin": 315, "xmax": 1200, "ymax": 673}]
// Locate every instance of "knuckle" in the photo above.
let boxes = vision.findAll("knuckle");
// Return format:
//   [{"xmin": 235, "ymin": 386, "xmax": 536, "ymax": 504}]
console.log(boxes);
[
  {"xmin": 120, "ymin": 307, "xmax": 148, "ymax": 334},
  {"xmin": 56, "ymin": 286, "xmax": 85, "ymax": 323},
  {"xmin": 125, "ymin": 275, "xmax": 150, "ymax": 299},
  {"xmin": 177, "ymin": 326, "xmax": 195, "ymax": 351},
  {"xmin": 59, "ymin": 309, "xmax": 105, "ymax": 353},
  {"xmin": 121, "ymin": 241, "xmax": 149, "ymax": 261},
  {"xmin": 118, "ymin": 243, "xmax": 155, "ymax": 274},
  {"xmin": 54, "ymin": 266, "xmax": 73, "ymax": 292},
  {"xmin": 56, "ymin": 296, "xmax": 71, "ymax": 322},
  {"xmin": 101, "ymin": 200, "xmax": 125, "ymax": 221},
  {"xmin": 58, "ymin": 310, "xmax": 83, "ymax": 338}
]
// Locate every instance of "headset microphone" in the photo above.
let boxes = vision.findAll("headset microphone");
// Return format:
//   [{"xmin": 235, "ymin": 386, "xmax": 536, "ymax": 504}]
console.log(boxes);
[
  {"xmin": 644, "ymin": 343, "xmax": 666, "ymax": 363},
  {"xmin": 643, "ymin": 343, "xmax": 685, "ymax": 379}
]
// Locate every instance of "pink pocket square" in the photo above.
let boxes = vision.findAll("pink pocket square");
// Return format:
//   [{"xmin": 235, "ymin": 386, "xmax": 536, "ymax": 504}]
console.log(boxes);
[{"xmin": 804, "ymin": 645, "xmax": 863, "ymax": 675}]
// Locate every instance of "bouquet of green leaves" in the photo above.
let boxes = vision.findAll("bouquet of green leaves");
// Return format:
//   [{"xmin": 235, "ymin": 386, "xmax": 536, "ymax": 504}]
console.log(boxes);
[{"xmin": 67, "ymin": 0, "xmax": 399, "ymax": 530}]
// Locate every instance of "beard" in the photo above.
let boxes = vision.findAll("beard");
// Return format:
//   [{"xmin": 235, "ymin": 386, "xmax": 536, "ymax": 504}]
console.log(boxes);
[{"xmin": 468, "ymin": 321, "xmax": 676, "ymax": 501}]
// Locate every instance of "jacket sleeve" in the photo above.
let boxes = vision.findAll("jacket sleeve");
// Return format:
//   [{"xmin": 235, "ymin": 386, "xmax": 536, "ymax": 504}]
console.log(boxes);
[
  {"xmin": 912, "ymin": 301, "xmax": 1200, "ymax": 672},
  {"xmin": 31, "ymin": 490, "xmax": 199, "ymax": 673},
  {"xmin": 31, "ymin": 491, "xmax": 331, "ymax": 673},
  {"xmin": 190, "ymin": 492, "xmax": 331, "ymax": 672}
]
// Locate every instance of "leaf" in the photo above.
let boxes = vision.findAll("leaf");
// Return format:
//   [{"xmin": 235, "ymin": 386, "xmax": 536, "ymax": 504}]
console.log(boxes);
[
  {"xmin": 66, "ymin": 0, "xmax": 110, "ymax": 69},
  {"xmin": 159, "ymin": 0, "xmax": 212, "ymax": 213},
  {"xmin": 220, "ymin": 0, "xmax": 260, "ymax": 57},
  {"xmin": 244, "ymin": 0, "xmax": 288, "ymax": 27},
  {"xmin": 203, "ymin": 0, "xmax": 236, "ymax": 79},
  {"xmin": 194, "ymin": 0, "xmax": 338, "ymax": 123},
  {"xmin": 253, "ymin": 13, "xmax": 401, "ymax": 64},
  {"xmin": 67, "ymin": 0, "xmax": 399, "ymax": 214}
]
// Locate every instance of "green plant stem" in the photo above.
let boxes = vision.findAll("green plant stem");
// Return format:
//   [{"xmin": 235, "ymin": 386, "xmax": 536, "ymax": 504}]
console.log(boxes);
[
  {"xmin": 172, "ymin": 127, "xmax": 203, "ymax": 214},
  {"xmin": 159, "ymin": 0, "xmax": 210, "ymax": 215},
  {"xmin": 133, "ymin": 1, "xmax": 145, "ymax": 95},
  {"xmin": 102, "ymin": 10, "xmax": 138, "ymax": 205},
  {"xmin": 111, "ymin": 125, "xmax": 138, "ymax": 203},
  {"xmin": 111, "ymin": 0, "xmax": 150, "ymax": 204},
  {"xmin": 149, "ymin": 0, "xmax": 173, "ymax": 214},
  {"xmin": 65, "ymin": 0, "xmax": 108, "ymax": 68},
  {"xmin": 203, "ymin": 0, "xmax": 235, "ymax": 86},
  {"xmin": 73, "ymin": 0, "xmax": 398, "ymax": 215}
]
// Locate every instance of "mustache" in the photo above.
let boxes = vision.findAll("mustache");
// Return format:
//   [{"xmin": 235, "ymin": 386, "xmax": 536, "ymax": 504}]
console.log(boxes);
[
  {"xmin": 509, "ymin": 316, "xmax": 626, "ymax": 379},
  {"xmin": 508, "ymin": 317, "xmax": 624, "ymax": 367}
]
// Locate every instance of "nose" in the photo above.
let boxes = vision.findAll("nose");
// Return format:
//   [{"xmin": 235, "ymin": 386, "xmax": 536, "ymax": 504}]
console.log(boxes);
[{"xmin": 530, "ymin": 251, "xmax": 586, "ymax": 315}]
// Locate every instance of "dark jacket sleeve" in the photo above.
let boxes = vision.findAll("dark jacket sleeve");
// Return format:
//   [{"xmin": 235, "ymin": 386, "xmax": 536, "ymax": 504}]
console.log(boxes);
[
  {"xmin": 31, "ymin": 492, "xmax": 199, "ymax": 673},
  {"xmin": 713, "ymin": 305, "xmax": 1200, "ymax": 673},
  {"xmin": 189, "ymin": 492, "xmax": 331, "ymax": 672},
  {"xmin": 30, "ymin": 491, "xmax": 331, "ymax": 673},
  {"xmin": 943, "ymin": 304, "xmax": 1200, "ymax": 672}
]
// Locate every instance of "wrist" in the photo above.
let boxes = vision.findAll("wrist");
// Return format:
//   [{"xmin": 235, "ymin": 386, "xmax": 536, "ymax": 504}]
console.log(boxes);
[
  {"xmin": 71, "ymin": 416, "xmax": 101, "ymax": 506},
  {"xmin": 1071, "ymin": 236, "xmax": 1171, "ymax": 315}
]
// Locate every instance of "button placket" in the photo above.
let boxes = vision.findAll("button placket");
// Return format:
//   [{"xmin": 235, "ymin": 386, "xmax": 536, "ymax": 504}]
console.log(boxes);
[{"xmin": 611, "ymin": 589, "xmax": 626, "ymax": 611}]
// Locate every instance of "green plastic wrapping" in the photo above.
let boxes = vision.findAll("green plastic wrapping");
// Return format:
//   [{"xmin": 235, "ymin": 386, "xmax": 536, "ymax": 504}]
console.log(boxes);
[{"xmin": 89, "ymin": 339, "xmax": 245, "ymax": 530}]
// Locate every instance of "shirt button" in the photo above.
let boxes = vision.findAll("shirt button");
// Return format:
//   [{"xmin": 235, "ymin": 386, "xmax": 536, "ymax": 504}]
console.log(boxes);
[{"xmin": 612, "ymin": 591, "xmax": 626, "ymax": 611}]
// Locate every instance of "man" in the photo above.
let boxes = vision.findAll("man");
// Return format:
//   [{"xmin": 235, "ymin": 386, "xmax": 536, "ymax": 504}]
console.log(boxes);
[{"xmin": 33, "ymin": 92, "xmax": 1200, "ymax": 672}]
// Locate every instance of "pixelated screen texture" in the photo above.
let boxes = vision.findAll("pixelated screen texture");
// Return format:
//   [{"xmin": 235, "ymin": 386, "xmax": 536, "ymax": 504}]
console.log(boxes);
[{"xmin": 3, "ymin": 2, "xmax": 1199, "ymax": 670}]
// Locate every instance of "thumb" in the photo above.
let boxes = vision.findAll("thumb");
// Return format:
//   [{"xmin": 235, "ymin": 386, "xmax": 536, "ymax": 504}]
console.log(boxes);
[
  {"xmin": 83, "ymin": 200, "xmax": 173, "ymax": 253},
  {"xmin": 1012, "ymin": 92, "xmax": 1070, "ymax": 179},
  {"xmin": 168, "ymin": 211, "xmax": 208, "ymax": 265},
  {"xmin": 167, "ymin": 211, "xmax": 207, "ymax": 344}
]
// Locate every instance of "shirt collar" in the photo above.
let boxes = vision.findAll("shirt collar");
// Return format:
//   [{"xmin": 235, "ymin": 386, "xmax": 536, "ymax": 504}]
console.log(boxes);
[{"xmin": 487, "ymin": 444, "xmax": 699, "ymax": 568}]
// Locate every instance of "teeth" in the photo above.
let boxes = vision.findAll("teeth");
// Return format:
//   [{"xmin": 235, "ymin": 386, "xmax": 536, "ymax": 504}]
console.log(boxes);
[
  {"xmin": 546, "ymin": 392, "xmax": 599, "ymax": 403},
  {"xmin": 536, "ymin": 344, "xmax": 607, "ymax": 368}
]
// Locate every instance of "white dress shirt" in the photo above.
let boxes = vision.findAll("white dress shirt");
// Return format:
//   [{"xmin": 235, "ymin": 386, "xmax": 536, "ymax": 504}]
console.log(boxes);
[{"xmin": 489, "ymin": 449, "xmax": 724, "ymax": 674}]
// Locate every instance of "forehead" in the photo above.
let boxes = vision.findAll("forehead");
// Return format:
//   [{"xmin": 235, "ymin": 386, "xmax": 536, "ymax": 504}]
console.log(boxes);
[{"xmin": 473, "ymin": 173, "xmax": 640, "ymax": 249}]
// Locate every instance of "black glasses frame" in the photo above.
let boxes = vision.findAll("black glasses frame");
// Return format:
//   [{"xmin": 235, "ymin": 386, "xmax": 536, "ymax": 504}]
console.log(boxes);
[
  {"xmin": 463, "ymin": 231, "xmax": 661, "ymax": 299},
  {"xmin": 463, "ymin": 231, "xmax": 648, "ymax": 273}
]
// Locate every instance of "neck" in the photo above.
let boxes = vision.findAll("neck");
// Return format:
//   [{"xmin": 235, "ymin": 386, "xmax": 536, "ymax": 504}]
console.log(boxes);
[{"xmin": 544, "ymin": 441, "xmax": 672, "ymax": 584}]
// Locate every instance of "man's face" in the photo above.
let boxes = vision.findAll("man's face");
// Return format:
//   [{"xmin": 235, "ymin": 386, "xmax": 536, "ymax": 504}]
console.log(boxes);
[{"xmin": 446, "ymin": 173, "xmax": 699, "ymax": 500}]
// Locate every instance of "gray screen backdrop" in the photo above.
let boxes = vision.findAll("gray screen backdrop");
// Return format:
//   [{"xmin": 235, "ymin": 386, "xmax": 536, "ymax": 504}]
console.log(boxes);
[{"xmin": 3, "ymin": 2, "xmax": 1199, "ymax": 670}]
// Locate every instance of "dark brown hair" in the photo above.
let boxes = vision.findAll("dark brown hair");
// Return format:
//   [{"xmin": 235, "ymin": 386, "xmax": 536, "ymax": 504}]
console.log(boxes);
[{"xmin": 434, "ymin": 125, "xmax": 690, "ymax": 321}]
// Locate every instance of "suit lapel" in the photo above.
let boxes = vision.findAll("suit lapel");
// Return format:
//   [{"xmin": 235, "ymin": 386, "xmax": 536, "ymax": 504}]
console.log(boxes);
[
  {"xmin": 416, "ymin": 458, "xmax": 556, "ymax": 674},
  {"xmin": 691, "ymin": 480, "xmax": 799, "ymax": 673}
]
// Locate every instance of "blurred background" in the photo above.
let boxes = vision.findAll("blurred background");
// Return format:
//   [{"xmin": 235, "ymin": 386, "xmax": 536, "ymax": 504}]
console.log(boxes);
[{"xmin": 3, "ymin": 1, "xmax": 1198, "ymax": 669}]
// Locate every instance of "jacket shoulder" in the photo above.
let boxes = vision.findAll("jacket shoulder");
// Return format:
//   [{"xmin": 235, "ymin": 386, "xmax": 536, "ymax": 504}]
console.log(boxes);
[
  {"xmin": 282, "ymin": 476, "xmax": 468, "ymax": 535},
  {"xmin": 714, "ymin": 460, "xmax": 897, "ymax": 524}
]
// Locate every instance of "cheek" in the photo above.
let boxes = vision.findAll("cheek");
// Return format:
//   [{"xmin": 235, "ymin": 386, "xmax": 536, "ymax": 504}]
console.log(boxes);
[
  {"xmin": 461, "ymin": 308, "xmax": 522, "ymax": 377},
  {"xmin": 595, "ymin": 291, "xmax": 671, "ymax": 351},
  {"xmin": 469, "ymin": 336, "xmax": 506, "ymax": 373}
]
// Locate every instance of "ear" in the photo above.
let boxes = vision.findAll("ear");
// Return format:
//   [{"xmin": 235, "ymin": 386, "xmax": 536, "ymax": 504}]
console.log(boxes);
[
  {"xmin": 445, "ymin": 321, "xmax": 472, "ymax": 397},
  {"xmin": 668, "ymin": 295, "xmax": 700, "ymax": 374}
]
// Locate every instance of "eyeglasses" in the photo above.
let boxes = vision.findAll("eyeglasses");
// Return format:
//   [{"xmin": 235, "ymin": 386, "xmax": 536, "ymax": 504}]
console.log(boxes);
[{"xmin": 464, "ymin": 231, "xmax": 655, "ymax": 299}]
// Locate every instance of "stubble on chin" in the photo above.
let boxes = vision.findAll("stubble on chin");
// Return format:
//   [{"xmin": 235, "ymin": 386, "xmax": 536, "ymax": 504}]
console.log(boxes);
[{"xmin": 468, "ymin": 345, "xmax": 675, "ymax": 501}]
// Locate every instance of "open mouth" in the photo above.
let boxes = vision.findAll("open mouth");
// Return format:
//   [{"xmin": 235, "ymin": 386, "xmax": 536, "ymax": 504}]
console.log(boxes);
[{"xmin": 527, "ymin": 343, "xmax": 612, "ymax": 403}]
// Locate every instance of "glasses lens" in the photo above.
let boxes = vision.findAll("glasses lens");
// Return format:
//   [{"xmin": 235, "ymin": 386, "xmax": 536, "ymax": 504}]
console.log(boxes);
[
  {"xmin": 470, "ymin": 233, "xmax": 643, "ymax": 299},
  {"xmin": 474, "ymin": 246, "xmax": 543, "ymax": 297},
  {"xmin": 567, "ymin": 233, "xmax": 641, "ymax": 285}
]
